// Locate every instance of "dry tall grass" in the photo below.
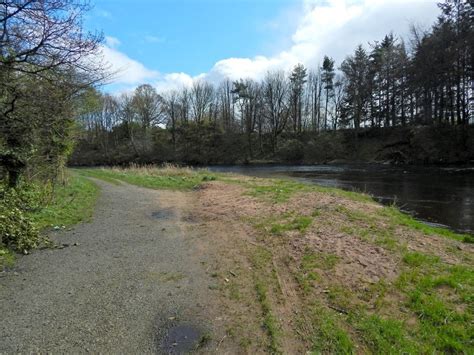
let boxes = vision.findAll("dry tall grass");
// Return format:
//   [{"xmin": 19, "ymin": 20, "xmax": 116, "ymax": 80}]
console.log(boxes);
[{"xmin": 108, "ymin": 163, "xmax": 198, "ymax": 177}]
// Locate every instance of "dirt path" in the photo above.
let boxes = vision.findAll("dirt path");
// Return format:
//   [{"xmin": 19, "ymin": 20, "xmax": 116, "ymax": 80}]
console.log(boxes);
[{"xmin": 0, "ymin": 180, "xmax": 230, "ymax": 354}]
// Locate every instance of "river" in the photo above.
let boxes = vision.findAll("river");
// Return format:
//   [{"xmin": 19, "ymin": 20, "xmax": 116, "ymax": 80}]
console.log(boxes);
[{"xmin": 209, "ymin": 164, "xmax": 474, "ymax": 235}]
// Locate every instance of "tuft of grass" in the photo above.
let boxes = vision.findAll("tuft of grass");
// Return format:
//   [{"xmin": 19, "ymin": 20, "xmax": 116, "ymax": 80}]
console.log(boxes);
[
  {"xmin": 0, "ymin": 247, "xmax": 15, "ymax": 269},
  {"xmin": 353, "ymin": 314, "xmax": 417, "ymax": 353},
  {"xmin": 270, "ymin": 216, "xmax": 313, "ymax": 235},
  {"xmin": 249, "ymin": 246, "xmax": 282, "ymax": 353},
  {"xmin": 301, "ymin": 250, "xmax": 340, "ymax": 271},
  {"xmin": 395, "ymin": 258, "xmax": 474, "ymax": 352},
  {"xmin": 255, "ymin": 279, "xmax": 281, "ymax": 354},
  {"xmin": 196, "ymin": 332, "xmax": 212, "ymax": 349},
  {"xmin": 326, "ymin": 285, "xmax": 355, "ymax": 311},
  {"xmin": 296, "ymin": 250, "xmax": 340, "ymax": 295},
  {"xmin": 402, "ymin": 252, "xmax": 440, "ymax": 267},
  {"xmin": 296, "ymin": 270, "xmax": 320, "ymax": 295},
  {"xmin": 28, "ymin": 174, "xmax": 99, "ymax": 230},
  {"xmin": 255, "ymin": 212, "xmax": 313, "ymax": 236},
  {"xmin": 306, "ymin": 303, "xmax": 354, "ymax": 354},
  {"xmin": 246, "ymin": 179, "xmax": 312, "ymax": 203},
  {"xmin": 341, "ymin": 223, "xmax": 399, "ymax": 251},
  {"xmin": 76, "ymin": 165, "xmax": 218, "ymax": 191}
]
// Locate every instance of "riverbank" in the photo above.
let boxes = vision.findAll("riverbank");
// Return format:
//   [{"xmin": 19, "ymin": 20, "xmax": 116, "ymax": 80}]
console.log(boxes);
[
  {"xmin": 70, "ymin": 125, "xmax": 474, "ymax": 166},
  {"xmin": 74, "ymin": 166, "xmax": 473, "ymax": 353},
  {"xmin": 208, "ymin": 163, "xmax": 474, "ymax": 234}
]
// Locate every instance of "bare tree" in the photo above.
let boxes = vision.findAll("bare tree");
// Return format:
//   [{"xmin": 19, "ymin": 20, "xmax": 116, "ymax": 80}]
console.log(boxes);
[
  {"xmin": 132, "ymin": 84, "xmax": 165, "ymax": 130},
  {"xmin": 262, "ymin": 70, "xmax": 289, "ymax": 153},
  {"xmin": 190, "ymin": 80, "xmax": 214, "ymax": 123},
  {"xmin": 162, "ymin": 90, "xmax": 179, "ymax": 150},
  {"xmin": 217, "ymin": 79, "xmax": 234, "ymax": 130}
]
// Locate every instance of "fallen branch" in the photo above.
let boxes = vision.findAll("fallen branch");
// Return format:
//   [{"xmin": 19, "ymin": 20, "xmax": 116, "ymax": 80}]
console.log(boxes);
[{"xmin": 328, "ymin": 305, "xmax": 348, "ymax": 315}]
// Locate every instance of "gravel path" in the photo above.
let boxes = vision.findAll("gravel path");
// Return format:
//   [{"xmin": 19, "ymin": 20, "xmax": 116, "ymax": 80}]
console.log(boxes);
[{"xmin": 0, "ymin": 180, "xmax": 217, "ymax": 354}]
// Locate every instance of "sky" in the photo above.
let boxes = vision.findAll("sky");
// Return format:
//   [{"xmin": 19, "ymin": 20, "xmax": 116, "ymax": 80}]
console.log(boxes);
[{"xmin": 85, "ymin": 0, "xmax": 441, "ymax": 93}]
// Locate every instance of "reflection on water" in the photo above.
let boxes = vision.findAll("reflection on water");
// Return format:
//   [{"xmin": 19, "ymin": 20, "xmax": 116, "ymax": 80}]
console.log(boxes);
[{"xmin": 209, "ymin": 164, "xmax": 474, "ymax": 234}]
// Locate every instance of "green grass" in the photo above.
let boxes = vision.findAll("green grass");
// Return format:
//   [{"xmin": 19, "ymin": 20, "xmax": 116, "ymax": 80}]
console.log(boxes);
[
  {"xmin": 380, "ymin": 206, "xmax": 472, "ymax": 243},
  {"xmin": 243, "ymin": 176, "xmax": 470, "ymax": 245},
  {"xmin": 270, "ymin": 216, "xmax": 313, "ymax": 235},
  {"xmin": 296, "ymin": 270, "xmax": 320, "ymax": 295},
  {"xmin": 1, "ymin": 174, "xmax": 99, "ymax": 270},
  {"xmin": 306, "ymin": 303, "xmax": 354, "ymax": 354},
  {"xmin": 241, "ymin": 176, "xmax": 473, "ymax": 353},
  {"xmin": 353, "ymin": 314, "xmax": 417, "ymax": 353},
  {"xmin": 402, "ymin": 251, "xmax": 440, "ymax": 267},
  {"xmin": 301, "ymin": 249, "xmax": 340, "ymax": 271},
  {"xmin": 76, "ymin": 166, "xmax": 217, "ymax": 191},
  {"xmin": 0, "ymin": 247, "xmax": 15, "ymax": 269},
  {"xmin": 395, "ymin": 252, "xmax": 474, "ymax": 353},
  {"xmin": 246, "ymin": 179, "xmax": 312, "ymax": 203},
  {"xmin": 254, "ymin": 212, "xmax": 313, "ymax": 237},
  {"xmin": 255, "ymin": 279, "xmax": 281, "ymax": 354},
  {"xmin": 245, "ymin": 178, "xmax": 373, "ymax": 205},
  {"xmin": 341, "ymin": 223, "xmax": 400, "ymax": 251},
  {"xmin": 28, "ymin": 174, "xmax": 99, "ymax": 229},
  {"xmin": 249, "ymin": 246, "xmax": 282, "ymax": 353}
]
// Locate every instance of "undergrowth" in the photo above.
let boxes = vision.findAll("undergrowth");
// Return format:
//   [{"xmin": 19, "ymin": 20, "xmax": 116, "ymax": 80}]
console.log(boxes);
[{"xmin": 1, "ymin": 174, "xmax": 99, "ymax": 270}]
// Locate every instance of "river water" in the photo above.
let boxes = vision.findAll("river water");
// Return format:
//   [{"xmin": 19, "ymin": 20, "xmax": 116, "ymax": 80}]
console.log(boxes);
[{"xmin": 209, "ymin": 164, "xmax": 474, "ymax": 235}]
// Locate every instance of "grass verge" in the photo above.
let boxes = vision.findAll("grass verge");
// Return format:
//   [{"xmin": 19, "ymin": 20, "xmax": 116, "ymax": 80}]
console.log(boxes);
[
  {"xmin": 28, "ymin": 174, "xmax": 99, "ymax": 230},
  {"xmin": 1, "ymin": 174, "xmax": 99, "ymax": 270},
  {"xmin": 75, "ymin": 165, "xmax": 217, "ymax": 190}
]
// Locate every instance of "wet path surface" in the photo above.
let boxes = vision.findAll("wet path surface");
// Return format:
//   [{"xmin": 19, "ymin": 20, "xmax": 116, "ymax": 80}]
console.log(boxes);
[{"xmin": 0, "ymin": 180, "xmax": 213, "ymax": 354}]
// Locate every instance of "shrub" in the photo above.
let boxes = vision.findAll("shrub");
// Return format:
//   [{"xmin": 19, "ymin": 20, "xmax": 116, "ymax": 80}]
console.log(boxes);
[
  {"xmin": 277, "ymin": 139, "xmax": 305, "ymax": 162},
  {"xmin": 0, "ymin": 182, "xmax": 43, "ymax": 253}
]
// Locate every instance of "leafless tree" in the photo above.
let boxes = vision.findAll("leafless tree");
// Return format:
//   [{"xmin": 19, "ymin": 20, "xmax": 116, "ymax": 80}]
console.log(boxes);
[
  {"xmin": 132, "ymin": 84, "xmax": 165, "ymax": 129},
  {"xmin": 262, "ymin": 70, "xmax": 289, "ymax": 152},
  {"xmin": 190, "ymin": 80, "xmax": 214, "ymax": 123}
]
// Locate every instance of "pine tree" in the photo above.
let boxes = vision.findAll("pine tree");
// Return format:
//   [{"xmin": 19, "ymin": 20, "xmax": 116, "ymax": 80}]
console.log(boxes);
[{"xmin": 321, "ymin": 56, "xmax": 335, "ymax": 130}]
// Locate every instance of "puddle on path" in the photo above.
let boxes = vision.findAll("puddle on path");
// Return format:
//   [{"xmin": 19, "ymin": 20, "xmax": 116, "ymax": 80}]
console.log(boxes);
[
  {"xmin": 161, "ymin": 324, "xmax": 204, "ymax": 354},
  {"xmin": 151, "ymin": 208, "xmax": 174, "ymax": 220}
]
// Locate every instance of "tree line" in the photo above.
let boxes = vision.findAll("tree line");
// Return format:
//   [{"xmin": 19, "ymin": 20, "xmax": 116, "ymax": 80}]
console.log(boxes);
[{"xmin": 76, "ymin": 0, "xmax": 473, "ymax": 165}]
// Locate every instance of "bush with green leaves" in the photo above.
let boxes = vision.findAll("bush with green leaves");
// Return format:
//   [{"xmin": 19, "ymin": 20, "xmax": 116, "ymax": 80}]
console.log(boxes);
[{"xmin": 0, "ymin": 182, "xmax": 44, "ymax": 252}]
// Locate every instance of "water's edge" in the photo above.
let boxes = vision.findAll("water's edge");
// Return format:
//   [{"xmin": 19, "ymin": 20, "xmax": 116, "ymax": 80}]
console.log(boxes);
[{"xmin": 209, "ymin": 164, "xmax": 474, "ymax": 235}]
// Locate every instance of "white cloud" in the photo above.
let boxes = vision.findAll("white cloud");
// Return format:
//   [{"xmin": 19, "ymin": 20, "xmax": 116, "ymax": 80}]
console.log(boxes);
[
  {"xmin": 197, "ymin": 0, "xmax": 439, "ymax": 84},
  {"xmin": 100, "ymin": 39, "xmax": 159, "ymax": 86},
  {"xmin": 153, "ymin": 72, "xmax": 194, "ymax": 92},
  {"xmin": 105, "ymin": 36, "xmax": 121, "ymax": 48},
  {"xmin": 104, "ymin": 0, "xmax": 439, "ymax": 93}
]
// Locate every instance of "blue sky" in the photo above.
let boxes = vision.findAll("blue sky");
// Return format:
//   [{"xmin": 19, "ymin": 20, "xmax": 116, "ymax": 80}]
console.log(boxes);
[
  {"xmin": 86, "ymin": 0, "xmax": 440, "ymax": 93},
  {"xmin": 87, "ymin": 0, "xmax": 300, "ymax": 77}
]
